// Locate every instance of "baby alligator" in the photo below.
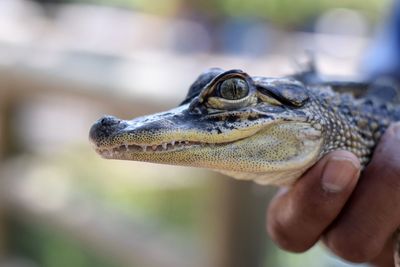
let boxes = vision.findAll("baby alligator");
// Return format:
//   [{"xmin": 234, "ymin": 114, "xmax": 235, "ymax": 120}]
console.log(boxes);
[{"xmin": 89, "ymin": 68, "xmax": 400, "ymax": 264}]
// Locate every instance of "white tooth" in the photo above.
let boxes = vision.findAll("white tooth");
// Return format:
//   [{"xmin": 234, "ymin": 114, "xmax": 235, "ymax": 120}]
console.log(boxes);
[
  {"xmin": 184, "ymin": 141, "xmax": 189, "ymax": 145},
  {"xmin": 171, "ymin": 141, "xmax": 175, "ymax": 146},
  {"xmin": 125, "ymin": 144, "xmax": 129, "ymax": 150},
  {"xmin": 142, "ymin": 145, "xmax": 147, "ymax": 152},
  {"xmin": 162, "ymin": 143, "xmax": 167, "ymax": 150},
  {"xmin": 152, "ymin": 145, "xmax": 157, "ymax": 151}
]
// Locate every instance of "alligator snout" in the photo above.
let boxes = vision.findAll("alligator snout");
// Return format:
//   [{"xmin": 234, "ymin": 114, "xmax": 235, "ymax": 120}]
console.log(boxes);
[{"xmin": 89, "ymin": 115, "xmax": 127, "ymax": 144}]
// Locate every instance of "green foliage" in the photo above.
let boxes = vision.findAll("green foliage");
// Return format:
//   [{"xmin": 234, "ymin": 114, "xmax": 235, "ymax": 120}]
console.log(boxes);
[
  {"xmin": 59, "ymin": 147, "xmax": 211, "ymax": 234},
  {"xmin": 8, "ymin": 219, "xmax": 120, "ymax": 267},
  {"xmin": 215, "ymin": 0, "xmax": 388, "ymax": 25},
  {"xmin": 63, "ymin": 0, "xmax": 389, "ymax": 27}
]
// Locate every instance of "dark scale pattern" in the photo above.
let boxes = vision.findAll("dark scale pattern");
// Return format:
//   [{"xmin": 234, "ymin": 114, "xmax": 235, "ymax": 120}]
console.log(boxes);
[
  {"xmin": 308, "ymin": 86, "xmax": 400, "ymax": 167},
  {"xmin": 119, "ymin": 70, "xmax": 398, "ymax": 267},
  {"xmin": 90, "ymin": 68, "xmax": 400, "ymax": 185}
]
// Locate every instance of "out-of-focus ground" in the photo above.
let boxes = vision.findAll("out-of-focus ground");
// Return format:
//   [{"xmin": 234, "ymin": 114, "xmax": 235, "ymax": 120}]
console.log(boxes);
[{"xmin": 0, "ymin": 0, "xmax": 391, "ymax": 266}]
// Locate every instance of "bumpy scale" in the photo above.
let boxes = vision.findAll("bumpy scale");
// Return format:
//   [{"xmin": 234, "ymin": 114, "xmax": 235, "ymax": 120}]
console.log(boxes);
[{"xmin": 89, "ymin": 68, "xmax": 400, "ymax": 264}]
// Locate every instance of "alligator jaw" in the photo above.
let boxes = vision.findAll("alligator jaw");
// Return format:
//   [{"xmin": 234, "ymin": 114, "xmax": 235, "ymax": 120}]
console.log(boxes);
[
  {"xmin": 89, "ymin": 103, "xmax": 323, "ymax": 185},
  {"xmin": 93, "ymin": 126, "xmax": 323, "ymax": 186},
  {"xmin": 95, "ymin": 139, "xmax": 236, "ymax": 158}
]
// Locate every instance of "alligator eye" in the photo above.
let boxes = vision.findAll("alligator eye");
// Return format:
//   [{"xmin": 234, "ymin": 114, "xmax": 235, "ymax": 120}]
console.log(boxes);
[{"xmin": 219, "ymin": 78, "xmax": 249, "ymax": 100}]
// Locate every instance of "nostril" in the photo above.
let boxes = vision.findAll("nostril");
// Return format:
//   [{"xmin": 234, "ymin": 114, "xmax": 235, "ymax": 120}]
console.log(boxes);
[
  {"xmin": 89, "ymin": 115, "xmax": 126, "ymax": 142},
  {"xmin": 100, "ymin": 115, "xmax": 121, "ymax": 126}
]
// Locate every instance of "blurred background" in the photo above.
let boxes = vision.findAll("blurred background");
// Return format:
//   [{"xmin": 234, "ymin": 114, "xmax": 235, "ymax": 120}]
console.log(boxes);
[{"xmin": 0, "ymin": 0, "xmax": 394, "ymax": 266}]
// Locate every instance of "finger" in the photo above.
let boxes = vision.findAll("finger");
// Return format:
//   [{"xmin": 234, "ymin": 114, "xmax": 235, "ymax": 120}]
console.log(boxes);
[
  {"xmin": 323, "ymin": 123, "xmax": 400, "ymax": 263},
  {"xmin": 369, "ymin": 237, "xmax": 396, "ymax": 267},
  {"xmin": 267, "ymin": 151, "xmax": 360, "ymax": 252}
]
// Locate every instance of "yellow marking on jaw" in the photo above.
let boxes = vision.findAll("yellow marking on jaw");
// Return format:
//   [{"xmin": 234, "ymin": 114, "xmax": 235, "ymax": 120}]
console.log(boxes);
[
  {"xmin": 104, "ymin": 122, "xmax": 323, "ymax": 186},
  {"xmin": 104, "ymin": 122, "xmax": 269, "ymax": 149}
]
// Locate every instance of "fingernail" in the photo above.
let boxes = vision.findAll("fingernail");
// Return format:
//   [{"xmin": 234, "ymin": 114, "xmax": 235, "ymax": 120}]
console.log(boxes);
[{"xmin": 322, "ymin": 156, "xmax": 360, "ymax": 193}]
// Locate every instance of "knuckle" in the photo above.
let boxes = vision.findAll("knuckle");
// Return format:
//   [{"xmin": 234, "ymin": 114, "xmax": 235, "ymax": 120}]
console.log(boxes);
[
  {"xmin": 324, "ymin": 230, "xmax": 382, "ymax": 263},
  {"xmin": 267, "ymin": 215, "xmax": 312, "ymax": 253}
]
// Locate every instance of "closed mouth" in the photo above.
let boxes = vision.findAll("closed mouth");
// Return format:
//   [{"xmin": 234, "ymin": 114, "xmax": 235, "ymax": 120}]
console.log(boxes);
[{"xmin": 95, "ymin": 140, "xmax": 228, "ymax": 158}]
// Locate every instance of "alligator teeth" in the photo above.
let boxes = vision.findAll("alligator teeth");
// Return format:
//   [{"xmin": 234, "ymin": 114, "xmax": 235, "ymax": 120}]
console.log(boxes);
[{"xmin": 102, "ymin": 140, "xmax": 225, "ymax": 156}]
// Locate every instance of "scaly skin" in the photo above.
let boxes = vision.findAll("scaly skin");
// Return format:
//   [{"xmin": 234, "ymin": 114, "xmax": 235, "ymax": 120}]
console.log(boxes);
[
  {"xmin": 89, "ymin": 68, "xmax": 400, "ymax": 185},
  {"xmin": 89, "ymin": 68, "xmax": 400, "ymax": 266}
]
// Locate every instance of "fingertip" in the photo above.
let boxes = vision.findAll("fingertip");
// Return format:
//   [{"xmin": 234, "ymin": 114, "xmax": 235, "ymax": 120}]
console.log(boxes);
[
  {"xmin": 322, "ymin": 150, "xmax": 360, "ymax": 169},
  {"xmin": 296, "ymin": 150, "xmax": 360, "ymax": 194},
  {"xmin": 300, "ymin": 150, "xmax": 360, "ymax": 185},
  {"xmin": 321, "ymin": 153, "xmax": 361, "ymax": 193},
  {"xmin": 266, "ymin": 193, "xmax": 314, "ymax": 252}
]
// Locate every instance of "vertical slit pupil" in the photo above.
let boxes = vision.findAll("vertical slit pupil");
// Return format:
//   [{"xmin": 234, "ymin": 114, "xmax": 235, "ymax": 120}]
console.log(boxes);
[{"xmin": 220, "ymin": 78, "xmax": 249, "ymax": 100}]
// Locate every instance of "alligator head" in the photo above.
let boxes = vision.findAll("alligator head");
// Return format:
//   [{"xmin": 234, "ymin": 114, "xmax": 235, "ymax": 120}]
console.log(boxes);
[{"xmin": 89, "ymin": 68, "xmax": 325, "ymax": 185}]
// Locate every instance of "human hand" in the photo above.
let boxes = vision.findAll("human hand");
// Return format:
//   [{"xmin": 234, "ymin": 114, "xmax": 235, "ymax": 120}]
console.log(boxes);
[{"xmin": 267, "ymin": 123, "xmax": 400, "ymax": 267}]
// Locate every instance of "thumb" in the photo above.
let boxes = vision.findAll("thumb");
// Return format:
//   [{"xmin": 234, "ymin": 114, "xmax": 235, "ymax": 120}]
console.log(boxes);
[{"xmin": 267, "ymin": 151, "xmax": 360, "ymax": 252}]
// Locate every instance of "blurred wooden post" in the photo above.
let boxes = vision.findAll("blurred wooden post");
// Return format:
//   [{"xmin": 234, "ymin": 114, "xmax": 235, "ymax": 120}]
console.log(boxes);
[
  {"xmin": 210, "ymin": 174, "xmax": 276, "ymax": 267},
  {"xmin": 0, "ymin": 91, "xmax": 6, "ymax": 160},
  {"xmin": 0, "ymin": 89, "xmax": 14, "ymax": 257},
  {"xmin": 0, "ymin": 96, "xmax": 5, "ymax": 257},
  {"xmin": 0, "ymin": 94, "xmax": 18, "ymax": 158}
]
